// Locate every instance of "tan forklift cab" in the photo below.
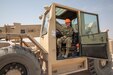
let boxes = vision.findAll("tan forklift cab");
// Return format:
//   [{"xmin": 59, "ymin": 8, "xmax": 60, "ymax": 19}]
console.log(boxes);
[{"xmin": 40, "ymin": 3, "xmax": 110, "ymax": 75}]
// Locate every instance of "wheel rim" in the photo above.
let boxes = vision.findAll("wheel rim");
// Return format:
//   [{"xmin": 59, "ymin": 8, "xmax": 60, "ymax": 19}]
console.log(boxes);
[
  {"xmin": 0, "ymin": 62, "xmax": 27, "ymax": 75},
  {"xmin": 6, "ymin": 69, "xmax": 21, "ymax": 75}
]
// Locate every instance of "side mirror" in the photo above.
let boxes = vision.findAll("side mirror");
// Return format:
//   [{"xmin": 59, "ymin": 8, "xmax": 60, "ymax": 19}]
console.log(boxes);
[{"xmin": 39, "ymin": 15, "xmax": 43, "ymax": 20}]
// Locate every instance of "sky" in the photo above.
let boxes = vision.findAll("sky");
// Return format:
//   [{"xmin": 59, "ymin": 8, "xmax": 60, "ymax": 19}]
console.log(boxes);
[{"xmin": 0, "ymin": 0, "xmax": 113, "ymax": 39}]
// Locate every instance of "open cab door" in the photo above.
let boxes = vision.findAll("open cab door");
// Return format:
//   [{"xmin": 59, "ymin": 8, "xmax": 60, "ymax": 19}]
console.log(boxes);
[{"xmin": 80, "ymin": 12, "xmax": 109, "ymax": 59}]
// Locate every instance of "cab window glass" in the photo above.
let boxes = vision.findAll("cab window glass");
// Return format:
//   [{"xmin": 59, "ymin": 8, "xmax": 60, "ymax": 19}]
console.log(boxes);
[
  {"xmin": 42, "ymin": 12, "xmax": 50, "ymax": 35},
  {"xmin": 72, "ymin": 18, "xmax": 78, "ymax": 33},
  {"xmin": 81, "ymin": 13, "xmax": 99, "ymax": 35}
]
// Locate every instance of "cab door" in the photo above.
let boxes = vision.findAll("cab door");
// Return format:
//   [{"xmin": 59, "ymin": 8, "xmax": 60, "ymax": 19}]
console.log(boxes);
[{"xmin": 80, "ymin": 12, "xmax": 109, "ymax": 59}]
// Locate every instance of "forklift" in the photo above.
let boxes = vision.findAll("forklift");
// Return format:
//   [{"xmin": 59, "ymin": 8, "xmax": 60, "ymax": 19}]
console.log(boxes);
[{"xmin": 0, "ymin": 3, "xmax": 112, "ymax": 75}]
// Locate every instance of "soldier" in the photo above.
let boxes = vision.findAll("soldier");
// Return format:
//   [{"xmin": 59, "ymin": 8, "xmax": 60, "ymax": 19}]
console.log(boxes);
[{"xmin": 57, "ymin": 18, "xmax": 73, "ymax": 58}]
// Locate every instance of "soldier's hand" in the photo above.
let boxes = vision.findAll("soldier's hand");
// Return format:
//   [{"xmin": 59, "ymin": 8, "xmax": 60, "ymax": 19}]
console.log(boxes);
[{"xmin": 63, "ymin": 36, "xmax": 67, "ymax": 39}]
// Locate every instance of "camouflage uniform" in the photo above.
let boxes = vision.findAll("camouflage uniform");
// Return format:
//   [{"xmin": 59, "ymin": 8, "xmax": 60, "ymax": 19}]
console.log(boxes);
[{"xmin": 57, "ymin": 26, "xmax": 73, "ymax": 57}]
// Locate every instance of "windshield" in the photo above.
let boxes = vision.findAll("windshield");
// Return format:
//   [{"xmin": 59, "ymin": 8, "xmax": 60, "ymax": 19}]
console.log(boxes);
[{"xmin": 42, "ymin": 11, "xmax": 50, "ymax": 35}]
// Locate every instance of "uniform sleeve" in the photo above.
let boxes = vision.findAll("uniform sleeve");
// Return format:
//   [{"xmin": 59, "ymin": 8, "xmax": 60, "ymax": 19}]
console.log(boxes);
[
  {"xmin": 61, "ymin": 27, "xmax": 64, "ymax": 35},
  {"xmin": 70, "ymin": 28, "xmax": 73, "ymax": 36}
]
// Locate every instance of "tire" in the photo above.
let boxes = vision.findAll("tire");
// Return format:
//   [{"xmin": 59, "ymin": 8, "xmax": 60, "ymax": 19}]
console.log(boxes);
[
  {"xmin": 0, "ymin": 45, "xmax": 41, "ymax": 75},
  {"xmin": 88, "ymin": 59, "xmax": 113, "ymax": 75}
]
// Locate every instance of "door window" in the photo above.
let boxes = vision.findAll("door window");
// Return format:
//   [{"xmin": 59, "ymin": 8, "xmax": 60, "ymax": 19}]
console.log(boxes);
[{"xmin": 81, "ymin": 13, "xmax": 99, "ymax": 35}]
